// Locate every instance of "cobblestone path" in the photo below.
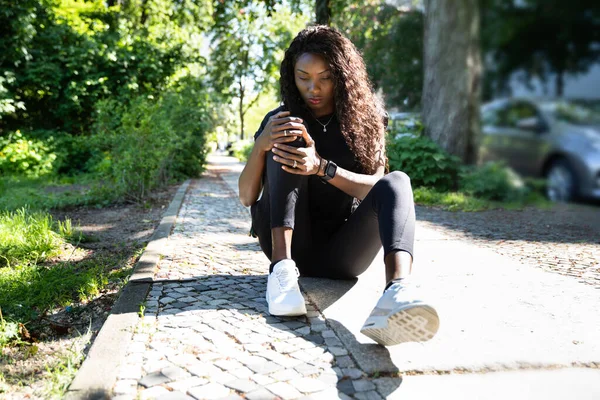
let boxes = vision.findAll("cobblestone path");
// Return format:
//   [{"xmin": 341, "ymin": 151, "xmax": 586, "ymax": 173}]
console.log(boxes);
[{"xmin": 113, "ymin": 170, "xmax": 380, "ymax": 400}]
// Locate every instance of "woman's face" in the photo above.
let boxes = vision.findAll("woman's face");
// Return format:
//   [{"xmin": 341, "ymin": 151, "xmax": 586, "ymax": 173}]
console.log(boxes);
[{"xmin": 294, "ymin": 53, "xmax": 335, "ymax": 116}]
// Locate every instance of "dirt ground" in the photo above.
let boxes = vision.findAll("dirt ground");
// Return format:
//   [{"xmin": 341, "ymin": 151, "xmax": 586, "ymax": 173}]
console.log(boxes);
[{"xmin": 0, "ymin": 183, "xmax": 180, "ymax": 399}]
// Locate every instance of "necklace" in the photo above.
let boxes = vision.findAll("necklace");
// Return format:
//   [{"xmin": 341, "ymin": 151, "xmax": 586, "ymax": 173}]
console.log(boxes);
[{"xmin": 309, "ymin": 110, "xmax": 335, "ymax": 133}]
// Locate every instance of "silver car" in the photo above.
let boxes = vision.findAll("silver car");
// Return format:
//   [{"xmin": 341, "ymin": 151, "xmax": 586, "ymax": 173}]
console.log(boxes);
[{"xmin": 480, "ymin": 98, "xmax": 600, "ymax": 202}]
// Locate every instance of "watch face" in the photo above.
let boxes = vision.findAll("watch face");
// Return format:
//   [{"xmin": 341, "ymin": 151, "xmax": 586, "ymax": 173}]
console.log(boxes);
[{"xmin": 326, "ymin": 161, "xmax": 337, "ymax": 179}]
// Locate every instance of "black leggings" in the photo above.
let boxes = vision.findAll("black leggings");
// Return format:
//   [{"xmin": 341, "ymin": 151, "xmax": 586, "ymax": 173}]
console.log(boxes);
[{"xmin": 250, "ymin": 150, "xmax": 416, "ymax": 279}]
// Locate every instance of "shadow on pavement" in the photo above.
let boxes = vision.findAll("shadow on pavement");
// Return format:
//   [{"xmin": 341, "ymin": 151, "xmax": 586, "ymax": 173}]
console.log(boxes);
[
  {"xmin": 66, "ymin": 388, "xmax": 111, "ymax": 400},
  {"xmin": 140, "ymin": 273, "xmax": 402, "ymax": 398},
  {"xmin": 415, "ymin": 203, "xmax": 600, "ymax": 245}
]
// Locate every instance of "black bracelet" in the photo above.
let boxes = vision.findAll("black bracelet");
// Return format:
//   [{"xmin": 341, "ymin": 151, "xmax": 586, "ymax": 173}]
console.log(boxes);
[{"xmin": 316, "ymin": 157, "xmax": 325, "ymax": 176}]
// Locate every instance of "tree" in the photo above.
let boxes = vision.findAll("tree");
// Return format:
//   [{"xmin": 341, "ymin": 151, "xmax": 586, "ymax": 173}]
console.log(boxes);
[
  {"xmin": 316, "ymin": 0, "xmax": 331, "ymax": 25},
  {"xmin": 0, "ymin": 0, "xmax": 212, "ymax": 134},
  {"xmin": 422, "ymin": 0, "xmax": 481, "ymax": 165},
  {"xmin": 210, "ymin": 1, "xmax": 306, "ymax": 139},
  {"xmin": 481, "ymin": 0, "xmax": 600, "ymax": 97},
  {"xmin": 0, "ymin": 0, "xmax": 38, "ymax": 126},
  {"xmin": 333, "ymin": 1, "xmax": 424, "ymax": 110}
]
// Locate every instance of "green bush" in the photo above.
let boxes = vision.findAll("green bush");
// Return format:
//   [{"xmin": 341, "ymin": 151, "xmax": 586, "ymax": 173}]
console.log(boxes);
[
  {"xmin": 92, "ymin": 78, "xmax": 214, "ymax": 202},
  {"xmin": 158, "ymin": 81, "xmax": 212, "ymax": 179},
  {"xmin": 52, "ymin": 134, "xmax": 101, "ymax": 176},
  {"xmin": 459, "ymin": 162, "xmax": 527, "ymax": 202},
  {"xmin": 384, "ymin": 116, "xmax": 550, "ymax": 209},
  {"xmin": 386, "ymin": 134, "xmax": 461, "ymax": 191},
  {"xmin": 0, "ymin": 1, "xmax": 186, "ymax": 136},
  {"xmin": 0, "ymin": 79, "xmax": 217, "ymax": 210},
  {"xmin": 81, "ymin": 98, "xmax": 129, "ymax": 176},
  {"xmin": 107, "ymin": 96, "xmax": 172, "ymax": 201},
  {"xmin": 0, "ymin": 131, "xmax": 57, "ymax": 177},
  {"xmin": 230, "ymin": 140, "xmax": 254, "ymax": 162}
]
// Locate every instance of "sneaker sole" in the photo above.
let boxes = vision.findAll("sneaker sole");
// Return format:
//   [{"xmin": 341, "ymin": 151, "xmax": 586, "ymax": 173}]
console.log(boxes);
[
  {"xmin": 360, "ymin": 304, "xmax": 439, "ymax": 346},
  {"xmin": 268, "ymin": 303, "xmax": 307, "ymax": 317}
]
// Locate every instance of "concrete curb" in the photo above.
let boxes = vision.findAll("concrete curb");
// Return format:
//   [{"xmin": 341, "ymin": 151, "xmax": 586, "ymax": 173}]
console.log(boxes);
[{"xmin": 65, "ymin": 180, "xmax": 191, "ymax": 400}]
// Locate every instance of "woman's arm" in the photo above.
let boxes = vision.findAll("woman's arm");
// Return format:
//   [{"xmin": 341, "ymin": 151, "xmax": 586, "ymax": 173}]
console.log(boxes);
[
  {"xmin": 271, "ymin": 128, "xmax": 386, "ymax": 200},
  {"xmin": 320, "ymin": 135, "xmax": 386, "ymax": 200},
  {"xmin": 238, "ymin": 143, "xmax": 267, "ymax": 207},
  {"xmin": 238, "ymin": 110, "xmax": 305, "ymax": 207},
  {"xmin": 322, "ymin": 164, "xmax": 385, "ymax": 200}
]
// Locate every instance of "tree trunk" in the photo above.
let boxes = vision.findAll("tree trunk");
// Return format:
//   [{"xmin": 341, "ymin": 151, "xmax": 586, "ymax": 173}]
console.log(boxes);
[
  {"xmin": 140, "ymin": 0, "xmax": 149, "ymax": 26},
  {"xmin": 556, "ymin": 71, "xmax": 564, "ymax": 97},
  {"xmin": 316, "ymin": 0, "xmax": 330, "ymax": 26},
  {"xmin": 422, "ymin": 0, "xmax": 482, "ymax": 165},
  {"xmin": 239, "ymin": 79, "xmax": 245, "ymax": 140},
  {"xmin": 107, "ymin": 0, "xmax": 128, "ymax": 7}
]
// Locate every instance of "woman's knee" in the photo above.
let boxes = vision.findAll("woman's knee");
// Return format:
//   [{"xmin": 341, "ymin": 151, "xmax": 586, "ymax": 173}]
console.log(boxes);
[
  {"xmin": 373, "ymin": 171, "xmax": 412, "ymax": 196},
  {"xmin": 266, "ymin": 150, "xmax": 306, "ymax": 181},
  {"xmin": 265, "ymin": 150, "xmax": 279, "ymax": 170},
  {"xmin": 385, "ymin": 170, "xmax": 411, "ymax": 185}
]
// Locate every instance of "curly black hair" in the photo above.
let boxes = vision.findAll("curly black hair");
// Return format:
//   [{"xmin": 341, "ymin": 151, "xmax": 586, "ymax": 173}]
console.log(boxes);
[{"xmin": 280, "ymin": 25, "xmax": 387, "ymax": 174}]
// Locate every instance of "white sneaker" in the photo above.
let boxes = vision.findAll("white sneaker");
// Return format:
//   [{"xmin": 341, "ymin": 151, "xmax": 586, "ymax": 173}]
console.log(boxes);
[
  {"xmin": 266, "ymin": 259, "xmax": 307, "ymax": 316},
  {"xmin": 360, "ymin": 281, "xmax": 439, "ymax": 346}
]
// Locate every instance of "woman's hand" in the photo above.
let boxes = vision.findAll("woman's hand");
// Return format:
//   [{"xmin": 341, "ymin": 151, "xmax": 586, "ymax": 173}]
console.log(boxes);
[
  {"xmin": 255, "ymin": 111, "xmax": 305, "ymax": 153},
  {"xmin": 271, "ymin": 127, "xmax": 322, "ymax": 176}
]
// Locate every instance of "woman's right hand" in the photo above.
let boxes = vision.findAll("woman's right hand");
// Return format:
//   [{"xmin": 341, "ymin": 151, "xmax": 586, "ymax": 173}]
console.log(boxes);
[{"xmin": 255, "ymin": 111, "xmax": 304, "ymax": 153}]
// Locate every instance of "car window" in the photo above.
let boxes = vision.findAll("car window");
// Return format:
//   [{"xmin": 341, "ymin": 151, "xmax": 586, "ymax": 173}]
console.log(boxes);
[
  {"xmin": 546, "ymin": 102, "xmax": 600, "ymax": 125},
  {"xmin": 482, "ymin": 107, "xmax": 501, "ymax": 126},
  {"xmin": 499, "ymin": 102, "xmax": 539, "ymax": 128}
]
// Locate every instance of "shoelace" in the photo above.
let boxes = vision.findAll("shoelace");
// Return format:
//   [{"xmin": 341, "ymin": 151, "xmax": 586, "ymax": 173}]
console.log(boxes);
[{"xmin": 275, "ymin": 265, "xmax": 300, "ymax": 292}]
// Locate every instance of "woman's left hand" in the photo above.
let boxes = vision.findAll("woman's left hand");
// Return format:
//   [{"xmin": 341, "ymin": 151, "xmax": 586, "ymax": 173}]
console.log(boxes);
[{"xmin": 271, "ymin": 129, "xmax": 321, "ymax": 175}]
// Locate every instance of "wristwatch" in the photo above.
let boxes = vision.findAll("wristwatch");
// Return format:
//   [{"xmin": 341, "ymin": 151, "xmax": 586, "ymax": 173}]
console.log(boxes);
[{"xmin": 322, "ymin": 160, "xmax": 338, "ymax": 181}]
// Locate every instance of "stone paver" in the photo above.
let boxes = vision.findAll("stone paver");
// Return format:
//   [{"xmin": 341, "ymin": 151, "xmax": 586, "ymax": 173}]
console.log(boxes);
[{"xmin": 110, "ymin": 154, "xmax": 600, "ymax": 400}]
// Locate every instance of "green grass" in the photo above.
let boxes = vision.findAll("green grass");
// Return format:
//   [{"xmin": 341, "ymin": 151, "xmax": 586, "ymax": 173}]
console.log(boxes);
[
  {"xmin": 0, "ymin": 174, "xmax": 113, "ymax": 211},
  {"xmin": 0, "ymin": 249, "xmax": 138, "ymax": 325},
  {"xmin": 414, "ymin": 187, "xmax": 551, "ymax": 211},
  {"xmin": 0, "ymin": 207, "xmax": 137, "ymax": 335},
  {"xmin": 0, "ymin": 248, "xmax": 135, "ymax": 396},
  {"xmin": 0, "ymin": 209, "xmax": 64, "ymax": 268},
  {"xmin": 0, "ymin": 259, "xmax": 108, "ymax": 323}
]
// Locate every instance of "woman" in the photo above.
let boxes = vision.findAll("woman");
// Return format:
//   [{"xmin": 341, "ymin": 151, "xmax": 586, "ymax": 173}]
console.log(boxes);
[{"xmin": 238, "ymin": 25, "xmax": 438, "ymax": 346}]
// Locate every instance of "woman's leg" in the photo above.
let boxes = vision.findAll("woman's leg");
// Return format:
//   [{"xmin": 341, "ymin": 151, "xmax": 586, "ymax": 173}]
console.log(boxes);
[
  {"xmin": 314, "ymin": 171, "xmax": 438, "ymax": 346},
  {"xmin": 266, "ymin": 145, "xmax": 306, "ymax": 263},
  {"xmin": 250, "ymin": 147, "xmax": 314, "ymax": 265},
  {"xmin": 311, "ymin": 171, "xmax": 416, "ymax": 282},
  {"xmin": 250, "ymin": 147, "xmax": 314, "ymax": 316}
]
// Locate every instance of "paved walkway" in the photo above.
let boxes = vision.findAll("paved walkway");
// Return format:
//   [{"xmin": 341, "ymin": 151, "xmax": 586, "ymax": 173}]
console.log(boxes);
[{"xmin": 108, "ymin": 154, "xmax": 600, "ymax": 400}]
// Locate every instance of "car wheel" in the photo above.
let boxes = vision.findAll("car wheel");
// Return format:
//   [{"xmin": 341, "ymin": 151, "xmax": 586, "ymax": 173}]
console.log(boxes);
[{"xmin": 545, "ymin": 159, "xmax": 578, "ymax": 202}]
